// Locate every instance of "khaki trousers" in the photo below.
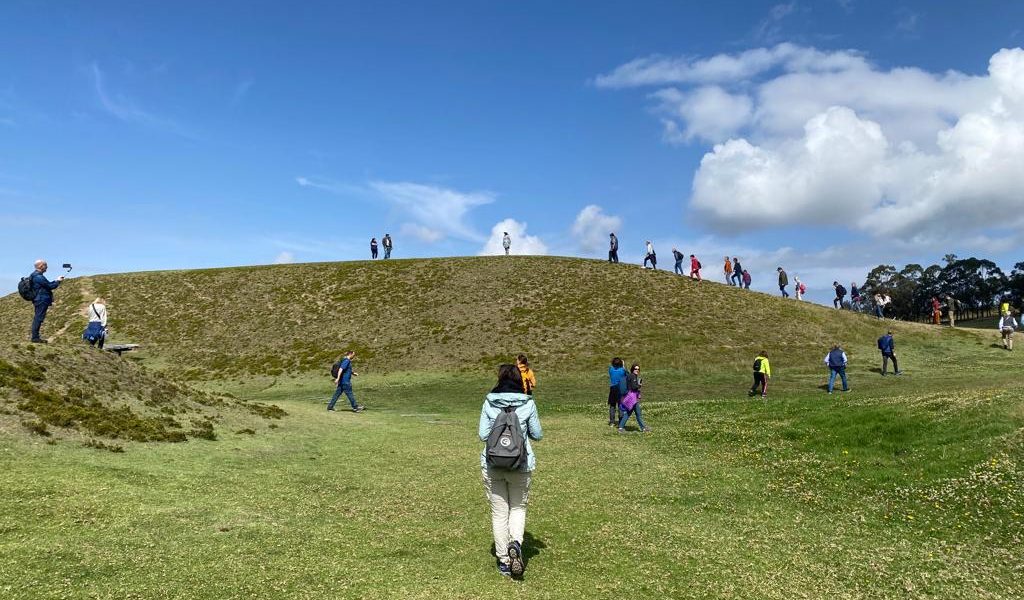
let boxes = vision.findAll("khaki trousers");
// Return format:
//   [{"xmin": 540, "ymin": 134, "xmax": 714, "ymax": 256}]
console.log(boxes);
[{"xmin": 482, "ymin": 466, "xmax": 531, "ymax": 564}]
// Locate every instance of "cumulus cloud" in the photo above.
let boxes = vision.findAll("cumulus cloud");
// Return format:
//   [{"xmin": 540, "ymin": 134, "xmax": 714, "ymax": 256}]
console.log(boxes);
[
  {"xmin": 273, "ymin": 251, "xmax": 295, "ymax": 264},
  {"xmin": 479, "ymin": 219, "xmax": 548, "ymax": 256},
  {"xmin": 297, "ymin": 177, "xmax": 493, "ymax": 243},
  {"xmin": 601, "ymin": 45, "xmax": 1024, "ymax": 245},
  {"xmin": 571, "ymin": 205, "xmax": 622, "ymax": 253}
]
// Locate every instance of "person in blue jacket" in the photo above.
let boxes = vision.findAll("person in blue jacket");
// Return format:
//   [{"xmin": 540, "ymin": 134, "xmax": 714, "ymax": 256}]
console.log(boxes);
[
  {"xmin": 29, "ymin": 260, "xmax": 64, "ymax": 343},
  {"xmin": 328, "ymin": 351, "xmax": 365, "ymax": 412},
  {"xmin": 824, "ymin": 344, "xmax": 850, "ymax": 393},
  {"xmin": 478, "ymin": 364, "xmax": 542, "ymax": 578},
  {"xmin": 607, "ymin": 357, "xmax": 627, "ymax": 426},
  {"xmin": 877, "ymin": 330, "xmax": 902, "ymax": 376}
]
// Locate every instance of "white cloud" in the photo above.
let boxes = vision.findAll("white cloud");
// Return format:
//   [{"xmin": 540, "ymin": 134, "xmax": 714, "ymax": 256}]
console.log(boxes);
[
  {"xmin": 296, "ymin": 177, "xmax": 493, "ymax": 243},
  {"xmin": 89, "ymin": 62, "xmax": 194, "ymax": 138},
  {"xmin": 273, "ymin": 251, "xmax": 295, "ymax": 264},
  {"xmin": 601, "ymin": 45, "xmax": 1024, "ymax": 245},
  {"xmin": 479, "ymin": 219, "xmax": 548, "ymax": 256},
  {"xmin": 400, "ymin": 223, "xmax": 444, "ymax": 243},
  {"xmin": 571, "ymin": 205, "xmax": 622, "ymax": 253}
]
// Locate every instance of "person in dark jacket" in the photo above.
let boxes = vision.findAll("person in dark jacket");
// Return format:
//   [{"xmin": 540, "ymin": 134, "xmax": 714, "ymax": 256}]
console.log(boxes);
[
  {"xmin": 370, "ymin": 238, "xmax": 379, "ymax": 259},
  {"xmin": 877, "ymin": 331, "xmax": 901, "ymax": 376},
  {"xmin": 824, "ymin": 344, "xmax": 850, "ymax": 393},
  {"xmin": 608, "ymin": 233, "xmax": 619, "ymax": 263},
  {"xmin": 382, "ymin": 234, "xmax": 393, "ymax": 259},
  {"xmin": 672, "ymin": 248, "xmax": 685, "ymax": 275},
  {"xmin": 833, "ymin": 282, "xmax": 847, "ymax": 309},
  {"xmin": 617, "ymin": 363, "xmax": 649, "ymax": 432},
  {"xmin": 29, "ymin": 260, "xmax": 64, "ymax": 343},
  {"xmin": 731, "ymin": 257, "xmax": 743, "ymax": 286},
  {"xmin": 777, "ymin": 267, "xmax": 789, "ymax": 298}
]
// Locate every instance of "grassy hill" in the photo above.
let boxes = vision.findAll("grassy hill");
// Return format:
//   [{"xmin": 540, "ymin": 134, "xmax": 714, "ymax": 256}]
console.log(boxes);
[
  {"xmin": 1, "ymin": 257, "xmax": 1022, "ymax": 598},
  {"xmin": 0, "ymin": 256, "xmax": 965, "ymax": 380}
]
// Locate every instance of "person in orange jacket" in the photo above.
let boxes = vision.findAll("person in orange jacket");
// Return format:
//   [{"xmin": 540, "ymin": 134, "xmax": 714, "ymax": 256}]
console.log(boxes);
[
  {"xmin": 517, "ymin": 354, "xmax": 536, "ymax": 395},
  {"xmin": 723, "ymin": 256, "xmax": 733, "ymax": 285}
]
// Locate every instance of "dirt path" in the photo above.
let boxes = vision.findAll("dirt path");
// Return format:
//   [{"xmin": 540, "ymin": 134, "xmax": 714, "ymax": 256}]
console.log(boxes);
[{"xmin": 47, "ymin": 276, "xmax": 97, "ymax": 342}]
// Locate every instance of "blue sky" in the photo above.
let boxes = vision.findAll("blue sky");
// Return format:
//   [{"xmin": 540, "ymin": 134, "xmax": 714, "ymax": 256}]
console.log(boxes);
[{"xmin": 2, "ymin": 1, "xmax": 1023, "ymax": 303}]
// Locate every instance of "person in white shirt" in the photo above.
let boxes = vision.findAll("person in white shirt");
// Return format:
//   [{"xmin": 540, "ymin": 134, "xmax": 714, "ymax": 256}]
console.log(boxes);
[
  {"xmin": 84, "ymin": 297, "xmax": 108, "ymax": 349},
  {"xmin": 502, "ymin": 232, "xmax": 511, "ymax": 256}
]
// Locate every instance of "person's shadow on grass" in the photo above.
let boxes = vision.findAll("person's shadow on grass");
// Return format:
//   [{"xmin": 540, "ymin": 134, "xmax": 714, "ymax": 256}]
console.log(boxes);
[{"xmin": 489, "ymin": 531, "xmax": 547, "ymax": 567}]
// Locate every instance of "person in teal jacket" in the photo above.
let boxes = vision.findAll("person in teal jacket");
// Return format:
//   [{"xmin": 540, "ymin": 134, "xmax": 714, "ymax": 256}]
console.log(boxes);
[
  {"xmin": 607, "ymin": 357, "xmax": 627, "ymax": 426},
  {"xmin": 478, "ymin": 364, "xmax": 543, "ymax": 578}
]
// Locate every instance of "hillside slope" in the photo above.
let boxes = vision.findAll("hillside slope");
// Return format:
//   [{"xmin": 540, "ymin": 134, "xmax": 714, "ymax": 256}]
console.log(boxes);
[{"xmin": 0, "ymin": 257, "xmax": 963, "ymax": 379}]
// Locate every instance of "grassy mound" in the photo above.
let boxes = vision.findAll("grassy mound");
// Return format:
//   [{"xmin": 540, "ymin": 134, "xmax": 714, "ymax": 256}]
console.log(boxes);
[
  {"xmin": 0, "ymin": 257, "xmax": 964, "ymax": 380},
  {"xmin": 0, "ymin": 343, "xmax": 284, "ymax": 449}
]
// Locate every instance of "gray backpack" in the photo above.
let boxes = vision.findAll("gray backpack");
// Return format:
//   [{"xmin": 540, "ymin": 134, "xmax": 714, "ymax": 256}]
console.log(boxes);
[{"xmin": 486, "ymin": 407, "xmax": 526, "ymax": 470}]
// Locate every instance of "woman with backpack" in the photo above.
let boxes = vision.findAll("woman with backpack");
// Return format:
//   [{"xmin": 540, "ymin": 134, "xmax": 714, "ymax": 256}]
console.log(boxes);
[
  {"xmin": 479, "ymin": 364, "xmax": 543, "ymax": 578},
  {"xmin": 618, "ymin": 363, "xmax": 650, "ymax": 433},
  {"xmin": 607, "ymin": 357, "xmax": 627, "ymax": 426}
]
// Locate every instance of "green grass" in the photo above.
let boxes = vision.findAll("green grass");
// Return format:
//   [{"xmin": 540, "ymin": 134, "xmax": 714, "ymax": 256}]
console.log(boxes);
[{"xmin": 0, "ymin": 257, "xmax": 1022, "ymax": 598}]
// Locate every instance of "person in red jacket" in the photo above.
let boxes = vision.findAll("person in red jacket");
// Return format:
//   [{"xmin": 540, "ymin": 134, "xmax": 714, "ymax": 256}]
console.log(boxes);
[
  {"xmin": 689, "ymin": 254, "xmax": 701, "ymax": 282},
  {"xmin": 931, "ymin": 297, "xmax": 941, "ymax": 325}
]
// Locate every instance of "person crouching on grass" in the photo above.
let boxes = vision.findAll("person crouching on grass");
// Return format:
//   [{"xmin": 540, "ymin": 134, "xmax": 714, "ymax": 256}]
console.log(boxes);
[
  {"xmin": 479, "ymin": 364, "xmax": 542, "ymax": 578},
  {"xmin": 618, "ymin": 363, "xmax": 650, "ymax": 432}
]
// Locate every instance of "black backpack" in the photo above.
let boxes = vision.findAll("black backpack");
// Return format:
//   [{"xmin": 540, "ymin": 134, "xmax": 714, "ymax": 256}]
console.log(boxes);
[
  {"xmin": 17, "ymin": 275, "xmax": 36, "ymax": 302},
  {"xmin": 486, "ymin": 406, "xmax": 526, "ymax": 470},
  {"xmin": 330, "ymin": 362, "xmax": 341, "ymax": 379},
  {"xmin": 697, "ymin": 260, "xmax": 702, "ymax": 270},
  {"xmin": 753, "ymin": 358, "xmax": 763, "ymax": 372},
  {"xmin": 836, "ymin": 285, "xmax": 847, "ymax": 297}
]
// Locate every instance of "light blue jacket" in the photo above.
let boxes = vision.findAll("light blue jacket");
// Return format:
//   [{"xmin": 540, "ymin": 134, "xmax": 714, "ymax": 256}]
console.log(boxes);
[{"xmin": 478, "ymin": 392, "xmax": 542, "ymax": 472}]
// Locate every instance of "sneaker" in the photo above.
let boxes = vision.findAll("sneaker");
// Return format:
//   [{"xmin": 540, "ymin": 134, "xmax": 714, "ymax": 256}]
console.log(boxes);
[
  {"xmin": 827, "ymin": 392, "xmax": 833, "ymax": 395},
  {"xmin": 608, "ymin": 421, "xmax": 615, "ymax": 427},
  {"xmin": 842, "ymin": 389, "xmax": 850, "ymax": 392},
  {"xmin": 640, "ymin": 427, "xmax": 651, "ymax": 433},
  {"xmin": 507, "ymin": 541, "xmax": 524, "ymax": 578},
  {"xmin": 327, "ymin": 407, "xmax": 336, "ymax": 412},
  {"xmin": 352, "ymin": 405, "xmax": 365, "ymax": 413},
  {"xmin": 895, "ymin": 371, "xmax": 903, "ymax": 375},
  {"xmin": 617, "ymin": 428, "xmax": 625, "ymax": 433},
  {"xmin": 761, "ymin": 394, "xmax": 767, "ymax": 399},
  {"xmin": 497, "ymin": 561, "xmax": 511, "ymax": 577},
  {"xmin": 30, "ymin": 339, "xmax": 47, "ymax": 344}
]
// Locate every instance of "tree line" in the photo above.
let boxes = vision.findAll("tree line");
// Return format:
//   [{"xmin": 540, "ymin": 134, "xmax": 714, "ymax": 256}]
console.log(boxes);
[{"xmin": 859, "ymin": 255, "xmax": 1024, "ymax": 321}]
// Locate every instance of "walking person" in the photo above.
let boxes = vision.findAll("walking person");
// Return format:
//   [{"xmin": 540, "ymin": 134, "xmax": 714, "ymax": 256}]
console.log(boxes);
[
  {"xmin": 502, "ymin": 232, "xmax": 511, "ymax": 256},
  {"xmin": 748, "ymin": 351, "xmax": 771, "ymax": 398},
  {"xmin": 795, "ymin": 277, "xmax": 806, "ymax": 301},
  {"xmin": 731, "ymin": 257, "xmax": 743, "ymax": 286},
  {"xmin": 931, "ymin": 297, "xmax": 941, "ymax": 325},
  {"xmin": 617, "ymin": 363, "xmax": 650, "ymax": 433},
  {"xmin": 878, "ymin": 330, "xmax": 902, "ymax": 376},
  {"xmin": 945, "ymin": 295, "xmax": 958, "ymax": 327},
  {"xmin": 382, "ymin": 233, "xmax": 393, "ymax": 259},
  {"xmin": 832, "ymin": 282, "xmax": 847, "ymax": 309},
  {"xmin": 26, "ymin": 260, "xmax": 64, "ymax": 343},
  {"xmin": 873, "ymin": 293, "xmax": 885, "ymax": 319},
  {"xmin": 479, "ymin": 364, "xmax": 542, "ymax": 578},
  {"xmin": 777, "ymin": 267, "xmax": 790, "ymax": 298},
  {"xmin": 851, "ymin": 282, "xmax": 862, "ymax": 304},
  {"xmin": 724, "ymin": 256, "xmax": 733, "ymax": 285},
  {"xmin": 82, "ymin": 297, "xmax": 108, "ymax": 350},
  {"xmin": 328, "ymin": 351, "xmax": 365, "ymax": 412},
  {"xmin": 516, "ymin": 354, "xmax": 536, "ymax": 395},
  {"xmin": 824, "ymin": 344, "xmax": 850, "ymax": 394},
  {"xmin": 608, "ymin": 233, "xmax": 619, "ymax": 263},
  {"xmin": 607, "ymin": 357, "xmax": 627, "ymax": 426},
  {"xmin": 742, "ymin": 269, "xmax": 752, "ymax": 289},
  {"xmin": 643, "ymin": 241, "xmax": 657, "ymax": 269},
  {"xmin": 999, "ymin": 311, "xmax": 1018, "ymax": 351},
  {"xmin": 370, "ymin": 238, "xmax": 379, "ymax": 259},
  {"xmin": 689, "ymin": 254, "xmax": 702, "ymax": 282},
  {"xmin": 672, "ymin": 248, "xmax": 685, "ymax": 275}
]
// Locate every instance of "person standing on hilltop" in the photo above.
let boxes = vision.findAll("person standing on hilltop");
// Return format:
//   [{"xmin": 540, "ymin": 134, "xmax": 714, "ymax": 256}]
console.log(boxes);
[
  {"xmin": 749, "ymin": 351, "xmax": 771, "ymax": 398},
  {"xmin": 931, "ymin": 297, "xmax": 942, "ymax": 325},
  {"xmin": 608, "ymin": 233, "xmax": 619, "ymax": 263},
  {"xmin": 607, "ymin": 357, "xmax": 627, "ymax": 427},
  {"xmin": 27, "ymin": 259, "xmax": 64, "ymax": 343},
  {"xmin": 777, "ymin": 267, "xmax": 790, "ymax": 298},
  {"xmin": 382, "ymin": 233, "xmax": 393, "ymax": 259},
  {"xmin": 643, "ymin": 241, "xmax": 657, "ymax": 269},
  {"xmin": 502, "ymin": 232, "xmax": 511, "ymax": 256},
  {"xmin": 672, "ymin": 248, "xmax": 685, "ymax": 275},
  {"xmin": 689, "ymin": 254, "xmax": 702, "ymax": 282},
  {"xmin": 731, "ymin": 257, "xmax": 743, "ymax": 286},
  {"xmin": 945, "ymin": 295, "xmax": 958, "ymax": 327},
  {"xmin": 878, "ymin": 330, "xmax": 902, "ymax": 376},
  {"xmin": 328, "ymin": 351, "xmax": 365, "ymax": 412},
  {"xmin": 724, "ymin": 256, "xmax": 733, "ymax": 285},
  {"xmin": 479, "ymin": 364, "xmax": 542, "ymax": 578},
  {"xmin": 370, "ymin": 238, "xmax": 379, "ymax": 260},
  {"xmin": 83, "ymin": 297, "xmax": 108, "ymax": 350},
  {"xmin": 824, "ymin": 343, "xmax": 850, "ymax": 394}
]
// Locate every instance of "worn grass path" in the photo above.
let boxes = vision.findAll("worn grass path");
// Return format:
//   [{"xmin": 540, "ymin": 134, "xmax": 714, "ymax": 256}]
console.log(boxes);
[{"xmin": 2, "ymin": 352, "xmax": 1023, "ymax": 599}]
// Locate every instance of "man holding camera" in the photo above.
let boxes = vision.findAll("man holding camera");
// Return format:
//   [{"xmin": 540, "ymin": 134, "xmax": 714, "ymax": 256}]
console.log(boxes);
[{"xmin": 29, "ymin": 260, "xmax": 64, "ymax": 343}]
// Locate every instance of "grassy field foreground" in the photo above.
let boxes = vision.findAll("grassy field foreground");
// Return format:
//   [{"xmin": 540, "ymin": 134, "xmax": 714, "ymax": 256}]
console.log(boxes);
[{"xmin": 2, "ymin": 342, "xmax": 1022, "ymax": 599}]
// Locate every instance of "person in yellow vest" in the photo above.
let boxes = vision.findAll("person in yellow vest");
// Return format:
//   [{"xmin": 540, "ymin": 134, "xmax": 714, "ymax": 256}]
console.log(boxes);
[
  {"xmin": 516, "ymin": 354, "xmax": 536, "ymax": 395},
  {"xmin": 749, "ymin": 351, "xmax": 771, "ymax": 398}
]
